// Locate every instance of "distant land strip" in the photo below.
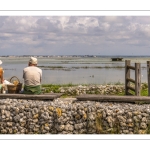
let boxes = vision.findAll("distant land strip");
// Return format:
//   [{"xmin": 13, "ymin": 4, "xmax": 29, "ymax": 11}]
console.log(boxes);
[{"xmin": 38, "ymin": 65, "xmax": 147, "ymax": 70}]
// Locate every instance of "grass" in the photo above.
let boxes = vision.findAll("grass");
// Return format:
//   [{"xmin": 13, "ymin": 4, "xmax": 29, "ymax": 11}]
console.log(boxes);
[
  {"xmin": 141, "ymin": 89, "xmax": 148, "ymax": 96},
  {"xmin": 41, "ymin": 82, "xmax": 149, "ymax": 97},
  {"xmin": 106, "ymin": 81, "xmax": 124, "ymax": 85},
  {"xmin": 127, "ymin": 83, "xmax": 149, "ymax": 96},
  {"xmin": 42, "ymin": 83, "xmax": 78, "ymax": 93},
  {"xmin": 42, "ymin": 83, "xmax": 78, "ymax": 88},
  {"xmin": 42, "ymin": 84, "xmax": 60, "ymax": 93}
]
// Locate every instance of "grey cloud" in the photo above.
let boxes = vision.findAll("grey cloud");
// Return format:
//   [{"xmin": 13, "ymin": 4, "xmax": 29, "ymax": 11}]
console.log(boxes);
[
  {"xmin": 36, "ymin": 17, "xmax": 62, "ymax": 33},
  {"xmin": 67, "ymin": 16, "xmax": 78, "ymax": 24},
  {"xmin": 0, "ymin": 16, "xmax": 8, "ymax": 28},
  {"xmin": 0, "ymin": 16, "xmax": 150, "ymax": 55}
]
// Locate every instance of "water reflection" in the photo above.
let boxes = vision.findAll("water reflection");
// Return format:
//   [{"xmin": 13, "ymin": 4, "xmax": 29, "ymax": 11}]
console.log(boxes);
[{"xmin": 0, "ymin": 57, "xmax": 149, "ymax": 84}]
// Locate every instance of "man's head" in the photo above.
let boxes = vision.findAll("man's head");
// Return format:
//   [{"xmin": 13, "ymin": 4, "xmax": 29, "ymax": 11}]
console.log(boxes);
[{"xmin": 29, "ymin": 57, "xmax": 38, "ymax": 66}]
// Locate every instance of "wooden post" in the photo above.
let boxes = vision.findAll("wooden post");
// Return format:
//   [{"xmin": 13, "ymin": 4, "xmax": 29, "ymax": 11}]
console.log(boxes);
[
  {"xmin": 147, "ymin": 61, "xmax": 150, "ymax": 96},
  {"xmin": 125, "ymin": 60, "xmax": 130, "ymax": 95},
  {"xmin": 135, "ymin": 63, "xmax": 141, "ymax": 96},
  {"xmin": 0, "ymin": 67, "xmax": 3, "ymax": 93}
]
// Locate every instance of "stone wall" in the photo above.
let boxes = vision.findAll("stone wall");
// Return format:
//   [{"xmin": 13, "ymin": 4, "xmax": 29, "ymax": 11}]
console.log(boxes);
[
  {"xmin": 59, "ymin": 85, "xmax": 125, "ymax": 96},
  {"xmin": 0, "ymin": 97, "xmax": 150, "ymax": 134}
]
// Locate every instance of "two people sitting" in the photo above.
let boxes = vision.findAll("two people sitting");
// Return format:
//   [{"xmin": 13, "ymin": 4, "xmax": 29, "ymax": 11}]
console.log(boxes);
[{"xmin": 0, "ymin": 57, "xmax": 42, "ymax": 94}]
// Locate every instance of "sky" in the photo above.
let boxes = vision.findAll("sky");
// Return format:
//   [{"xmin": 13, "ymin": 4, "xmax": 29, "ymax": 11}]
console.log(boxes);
[{"xmin": 1, "ymin": 16, "xmax": 150, "ymax": 56}]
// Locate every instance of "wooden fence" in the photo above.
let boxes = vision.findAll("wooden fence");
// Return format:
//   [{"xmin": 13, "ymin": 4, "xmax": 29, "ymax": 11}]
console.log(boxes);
[
  {"xmin": 77, "ymin": 60, "xmax": 150, "ymax": 102},
  {"xmin": 125, "ymin": 60, "xmax": 141, "ymax": 96},
  {"xmin": 147, "ymin": 61, "xmax": 150, "ymax": 96}
]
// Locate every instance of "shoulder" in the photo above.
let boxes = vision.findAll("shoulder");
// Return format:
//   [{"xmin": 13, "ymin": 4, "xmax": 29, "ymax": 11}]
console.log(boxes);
[
  {"xmin": 36, "ymin": 67, "xmax": 42, "ymax": 72},
  {"xmin": 23, "ymin": 66, "xmax": 30, "ymax": 71}
]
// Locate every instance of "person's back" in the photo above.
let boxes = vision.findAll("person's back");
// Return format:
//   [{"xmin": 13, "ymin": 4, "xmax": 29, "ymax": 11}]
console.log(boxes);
[
  {"xmin": 23, "ymin": 66, "xmax": 42, "ymax": 86},
  {"xmin": 23, "ymin": 57, "xmax": 42, "ymax": 94}
]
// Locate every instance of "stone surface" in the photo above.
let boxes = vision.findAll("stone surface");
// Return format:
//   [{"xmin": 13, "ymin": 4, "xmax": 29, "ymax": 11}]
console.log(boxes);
[{"xmin": 0, "ymin": 97, "xmax": 150, "ymax": 134}]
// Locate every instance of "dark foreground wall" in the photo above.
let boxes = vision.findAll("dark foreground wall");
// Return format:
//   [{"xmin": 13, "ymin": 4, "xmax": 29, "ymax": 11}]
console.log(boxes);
[{"xmin": 0, "ymin": 98, "xmax": 150, "ymax": 134}]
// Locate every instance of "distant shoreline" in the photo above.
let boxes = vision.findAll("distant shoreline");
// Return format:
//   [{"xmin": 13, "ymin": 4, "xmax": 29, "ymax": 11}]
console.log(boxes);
[{"xmin": 0, "ymin": 55, "xmax": 150, "ymax": 58}]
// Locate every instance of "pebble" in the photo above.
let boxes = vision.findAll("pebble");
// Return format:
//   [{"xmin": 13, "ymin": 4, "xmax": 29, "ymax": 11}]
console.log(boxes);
[
  {"xmin": 59, "ymin": 85, "xmax": 125, "ymax": 96},
  {"xmin": 0, "ymin": 97, "xmax": 150, "ymax": 134}
]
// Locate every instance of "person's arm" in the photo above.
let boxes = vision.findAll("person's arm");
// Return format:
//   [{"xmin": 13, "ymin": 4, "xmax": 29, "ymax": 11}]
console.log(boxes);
[
  {"xmin": 0, "ymin": 68, "xmax": 4, "ymax": 84},
  {"xmin": 23, "ymin": 70, "xmax": 24, "ymax": 79},
  {"xmin": 40, "ymin": 70, "xmax": 42, "ymax": 83}
]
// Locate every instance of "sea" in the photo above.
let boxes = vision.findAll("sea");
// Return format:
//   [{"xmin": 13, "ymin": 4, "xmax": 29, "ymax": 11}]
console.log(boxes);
[{"xmin": 0, "ymin": 56, "xmax": 150, "ymax": 85}]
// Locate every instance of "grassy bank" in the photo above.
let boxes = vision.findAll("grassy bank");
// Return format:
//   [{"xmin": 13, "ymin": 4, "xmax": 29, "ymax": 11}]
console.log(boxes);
[
  {"xmin": 42, "ymin": 83, "xmax": 78, "ymax": 93},
  {"xmin": 42, "ymin": 82, "xmax": 149, "ymax": 97}
]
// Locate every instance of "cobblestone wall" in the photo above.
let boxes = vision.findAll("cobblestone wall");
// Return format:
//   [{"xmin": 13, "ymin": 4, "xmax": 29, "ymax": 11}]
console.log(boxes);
[
  {"xmin": 0, "ymin": 98, "xmax": 150, "ymax": 134},
  {"xmin": 59, "ymin": 85, "xmax": 125, "ymax": 96}
]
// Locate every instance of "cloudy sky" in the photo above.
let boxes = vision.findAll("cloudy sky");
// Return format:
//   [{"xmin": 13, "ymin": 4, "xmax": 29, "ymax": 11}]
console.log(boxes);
[{"xmin": 0, "ymin": 16, "xmax": 150, "ymax": 56}]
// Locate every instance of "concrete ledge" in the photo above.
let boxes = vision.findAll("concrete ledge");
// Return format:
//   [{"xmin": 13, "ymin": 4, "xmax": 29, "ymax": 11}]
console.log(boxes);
[
  {"xmin": 76, "ymin": 94, "xmax": 150, "ymax": 103},
  {"xmin": 0, "ymin": 93, "xmax": 62, "ymax": 100}
]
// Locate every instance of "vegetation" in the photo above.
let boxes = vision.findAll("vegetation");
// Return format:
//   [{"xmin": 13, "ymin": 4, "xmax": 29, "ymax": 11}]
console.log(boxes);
[
  {"xmin": 42, "ymin": 82, "xmax": 149, "ymax": 97},
  {"xmin": 38, "ymin": 65, "xmax": 147, "ymax": 70},
  {"xmin": 106, "ymin": 81, "xmax": 124, "ymax": 85},
  {"xmin": 42, "ymin": 83, "xmax": 78, "ymax": 93}
]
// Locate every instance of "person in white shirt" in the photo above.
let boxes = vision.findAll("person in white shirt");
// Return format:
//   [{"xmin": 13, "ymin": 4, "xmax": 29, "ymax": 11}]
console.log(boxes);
[{"xmin": 22, "ymin": 57, "xmax": 42, "ymax": 94}]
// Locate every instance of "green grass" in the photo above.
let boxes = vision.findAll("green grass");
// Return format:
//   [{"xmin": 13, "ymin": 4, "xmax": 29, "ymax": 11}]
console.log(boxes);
[
  {"xmin": 42, "ymin": 83, "xmax": 78, "ymax": 93},
  {"xmin": 41, "ymin": 83, "xmax": 149, "ymax": 97},
  {"xmin": 141, "ymin": 89, "xmax": 148, "ymax": 96},
  {"xmin": 42, "ymin": 84, "xmax": 60, "ymax": 93},
  {"xmin": 106, "ymin": 81, "xmax": 124, "ymax": 85}
]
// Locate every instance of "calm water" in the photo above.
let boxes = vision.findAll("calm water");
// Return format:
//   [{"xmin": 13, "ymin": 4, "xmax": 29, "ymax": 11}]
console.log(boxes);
[{"xmin": 0, "ymin": 56, "xmax": 150, "ymax": 85}]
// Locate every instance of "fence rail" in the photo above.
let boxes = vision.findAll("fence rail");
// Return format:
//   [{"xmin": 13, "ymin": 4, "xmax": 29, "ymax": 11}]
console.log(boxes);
[{"xmin": 125, "ymin": 60, "xmax": 141, "ymax": 96}]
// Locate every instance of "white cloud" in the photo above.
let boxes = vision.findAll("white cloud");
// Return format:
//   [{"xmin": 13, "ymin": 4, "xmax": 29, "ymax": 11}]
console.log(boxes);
[{"xmin": 0, "ymin": 16, "xmax": 150, "ymax": 55}]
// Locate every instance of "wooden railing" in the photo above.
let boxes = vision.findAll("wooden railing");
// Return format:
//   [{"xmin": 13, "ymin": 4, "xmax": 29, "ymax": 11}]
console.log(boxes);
[{"xmin": 125, "ymin": 60, "xmax": 141, "ymax": 96}]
